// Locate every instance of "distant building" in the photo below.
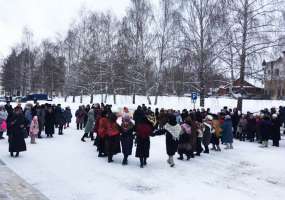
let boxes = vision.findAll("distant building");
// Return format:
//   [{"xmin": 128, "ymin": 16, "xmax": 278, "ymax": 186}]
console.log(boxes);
[
  {"xmin": 218, "ymin": 78, "xmax": 264, "ymax": 97},
  {"xmin": 263, "ymin": 52, "xmax": 285, "ymax": 99}
]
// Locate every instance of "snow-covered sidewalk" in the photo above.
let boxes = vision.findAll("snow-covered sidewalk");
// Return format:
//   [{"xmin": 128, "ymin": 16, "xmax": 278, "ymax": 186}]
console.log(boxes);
[{"xmin": 0, "ymin": 127, "xmax": 285, "ymax": 200}]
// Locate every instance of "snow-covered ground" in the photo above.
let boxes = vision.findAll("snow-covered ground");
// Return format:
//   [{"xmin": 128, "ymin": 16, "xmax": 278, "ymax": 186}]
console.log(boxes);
[
  {"xmin": 0, "ymin": 96, "xmax": 285, "ymax": 200},
  {"xmin": 53, "ymin": 95, "xmax": 285, "ymax": 114},
  {"xmin": 0, "ymin": 126, "xmax": 285, "ymax": 200}
]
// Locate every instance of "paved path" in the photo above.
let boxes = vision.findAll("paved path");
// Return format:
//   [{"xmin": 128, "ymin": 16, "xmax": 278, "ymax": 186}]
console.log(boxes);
[{"xmin": 0, "ymin": 160, "xmax": 49, "ymax": 200}]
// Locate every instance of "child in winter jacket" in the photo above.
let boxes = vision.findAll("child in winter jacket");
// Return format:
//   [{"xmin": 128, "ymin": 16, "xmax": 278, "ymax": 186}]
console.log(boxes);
[
  {"xmin": 30, "ymin": 116, "xmax": 39, "ymax": 144},
  {"xmin": 0, "ymin": 105, "xmax": 8, "ymax": 139}
]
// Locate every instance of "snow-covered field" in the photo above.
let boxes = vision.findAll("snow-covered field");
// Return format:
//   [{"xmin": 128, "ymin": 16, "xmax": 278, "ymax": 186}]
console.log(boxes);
[
  {"xmin": 55, "ymin": 95, "xmax": 285, "ymax": 114},
  {"xmin": 0, "ymin": 126, "xmax": 285, "ymax": 200},
  {"xmin": 0, "ymin": 96, "xmax": 285, "ymax": 200}
]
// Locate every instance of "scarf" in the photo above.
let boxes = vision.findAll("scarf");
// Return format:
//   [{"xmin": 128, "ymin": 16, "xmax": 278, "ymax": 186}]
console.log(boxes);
[{"xmin": 164, "ymin": 123, "xmax": 181, "ymax": 140}]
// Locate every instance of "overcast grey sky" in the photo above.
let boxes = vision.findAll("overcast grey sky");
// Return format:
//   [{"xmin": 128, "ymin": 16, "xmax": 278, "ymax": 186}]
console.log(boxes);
[{"xmin": 0, "ymin": 0, "xmax": 134, "ymax": 58}]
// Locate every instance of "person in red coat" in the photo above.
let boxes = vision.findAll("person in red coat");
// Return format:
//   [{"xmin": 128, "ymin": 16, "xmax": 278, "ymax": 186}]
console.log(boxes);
[
  {"xmin": 96, "ymin": 111, "xmax": 108, "ymax": 157},
  {"xmin": 105, "ymin": 113, "xmax": 121, "ymax": 163},
  {"xmin": 135, "ymin": 113, "xmax": 154, "ymax": 168}
]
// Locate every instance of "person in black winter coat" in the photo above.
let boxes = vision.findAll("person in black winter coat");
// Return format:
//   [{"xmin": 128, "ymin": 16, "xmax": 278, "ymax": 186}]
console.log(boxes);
[
  {"xmin": 45, "ymin": 107, "xmax": 55, "ymax": 137},
  {"xmin": 247, "ymin": 115, "xmax": 256, "ymax": 142},
  {"xmin": 278, "ymin": 106, "xmax": 285, "ymax": 132},
  {"xmin": 203, "ymin": 115, "xmax": 213, "ymax": 153},
  {"xmin": 195, "ymin": 110, "xmax": 203, "ymax": 123},
  {"xmin": 260, "ymin": 115, "xmax": 272, "ymax": 148},
  {"xmin": 54, "ymin": 104, "xmax": 62, "ymax": 128},
  {"xmin": 7, "ymin": 107, "xmax": 27, "ymax": 157},
  {"xmin": 64, "ymin": 107, "xmax": 72, "ymax": 128},
  {"xmin": 164, "ymin": 114, "xmax": 180, "ymax": 167},
  {"xmin": 231, "ymin": 109, "xmax": 240, "ymax": 138},
  {"xmin": 181, "ymin": 109, "xmax": 188, "ymax": 122},
  {"xmin": 57, "ymin": 108, "xmax": 66, "ymax": 135},
  {"xmin": 135, "ymin": 113, "xmax": 153, "ymax": 168},
  {"xmin": 5, "ymin": 102, "xmax": 13, "ymax": 117},
  {"xmin": 120, "ymin": 115, "xmax": 135, "ymax": 165},
  {"xmin": 271, "ymin": 114, "xmax": 281, "ymax": 147}
]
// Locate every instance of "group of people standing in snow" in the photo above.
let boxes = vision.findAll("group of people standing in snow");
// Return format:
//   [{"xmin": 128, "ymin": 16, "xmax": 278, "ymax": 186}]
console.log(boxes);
[
  {"xmin": 0, "ymin": 101, "xmax": 72, "ymax": 157},
  {"xmin": 232, "ymin": 106, "xmax": 284, "ymax": 147},
  {"xmin": 79, "ymin": 104, "xmax": 237, "ymax": 168},
  {"xmin": 1, "ymin": 100, "xmax": 283, "ymax": 166}
]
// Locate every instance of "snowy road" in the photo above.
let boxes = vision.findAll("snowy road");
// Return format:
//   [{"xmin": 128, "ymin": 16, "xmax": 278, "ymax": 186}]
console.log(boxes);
[{"xmin": 0, "ymin": 127, "xmax": 285, "ymax": 200}]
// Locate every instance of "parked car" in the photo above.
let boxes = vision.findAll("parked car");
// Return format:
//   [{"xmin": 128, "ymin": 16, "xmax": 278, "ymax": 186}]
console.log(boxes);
[
  {"xmin": 21, "ymin": 94, "xmax": 49, "ymax": 102},
  {"xmin": 0, "ymin": 96, "xmax": 6, "ymax": 102}
]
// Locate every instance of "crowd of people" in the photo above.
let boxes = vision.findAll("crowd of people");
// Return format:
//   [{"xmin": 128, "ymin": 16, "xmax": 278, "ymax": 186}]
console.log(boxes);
[
  {"xmin": 0, "ymin": 101, "xmax": 72, "ymax": 157},
  {"xmin": 77, "ymin": 104, "xmax": 284, "ymax": 168},
  {"xmin": 0, "ymin": 101, "xmax": 284, "ymax": 168}
]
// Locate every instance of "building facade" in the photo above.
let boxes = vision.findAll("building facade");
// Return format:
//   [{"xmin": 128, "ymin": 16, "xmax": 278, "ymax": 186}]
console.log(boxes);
[{"xmin": 263, "ymin": 52, "xmax": 285, "ymax": 99}]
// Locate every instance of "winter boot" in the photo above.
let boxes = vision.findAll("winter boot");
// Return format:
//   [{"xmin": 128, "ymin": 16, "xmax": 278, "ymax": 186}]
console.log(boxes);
[
  {"xmin": 168, "ymin": 156, "xmax": 175, "ymax": 167},
  {"xmin": 229, "ymin": 143, "xmax": 233, "ymax": 149},
  {"xmin": 143, "ymin": 157, "xmax": 147, "ymax": 166},
  {"xmin": 225, "ymin": 143, "xmax": 230, "ymax": 149},
  {"xmin": 98, "ymin": 152, "xmax": 105, "ymax": 157},
  {"xmin": 204, "ymin": 146, "xmax": 209, "ymax": 154},
  {"xmin": 10, "ymin": 152, "xmax": 14, "ymax": 157},
  {"xmin": 178, "ymin": 154, "xmax": 184, "ymax": 160},
  {"xmin": 108, "ymin": 155, "xmax": 113, "ymax": 163},
  {"xmin": 260, "ymin": 141, "xmax": 267, "ymax": 148},
  {"xmin": 186, "ymin": 155, "xmax": 191, "ymax": 160},
  {"xmin": 15, "ymin": 152, "xmax": 19, "ymax": 157},
  {"xmin": 211, "ymin": 145, "xmax": 217, "ymax": 151},
  {"xmin": 264, "ymin": 141, "xmax": 268, "ymax": 148},
  {"xmin": 122, "ymin": 156, "xmax": 128, "ymax": 165},
  {"xmin": 216, "ymin": 145, "xmax": 221, "ymax": 152},
  {"xmin": 140, "ymin": 158, "xmax": 144, "ymax": 168},
  {"xmin": 0, "ymin": 132, "xmax": 4, "ymax": 139},
  {"xmin": 81, "ymin": 133, "xmax": 88, "ymax": 142}
]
